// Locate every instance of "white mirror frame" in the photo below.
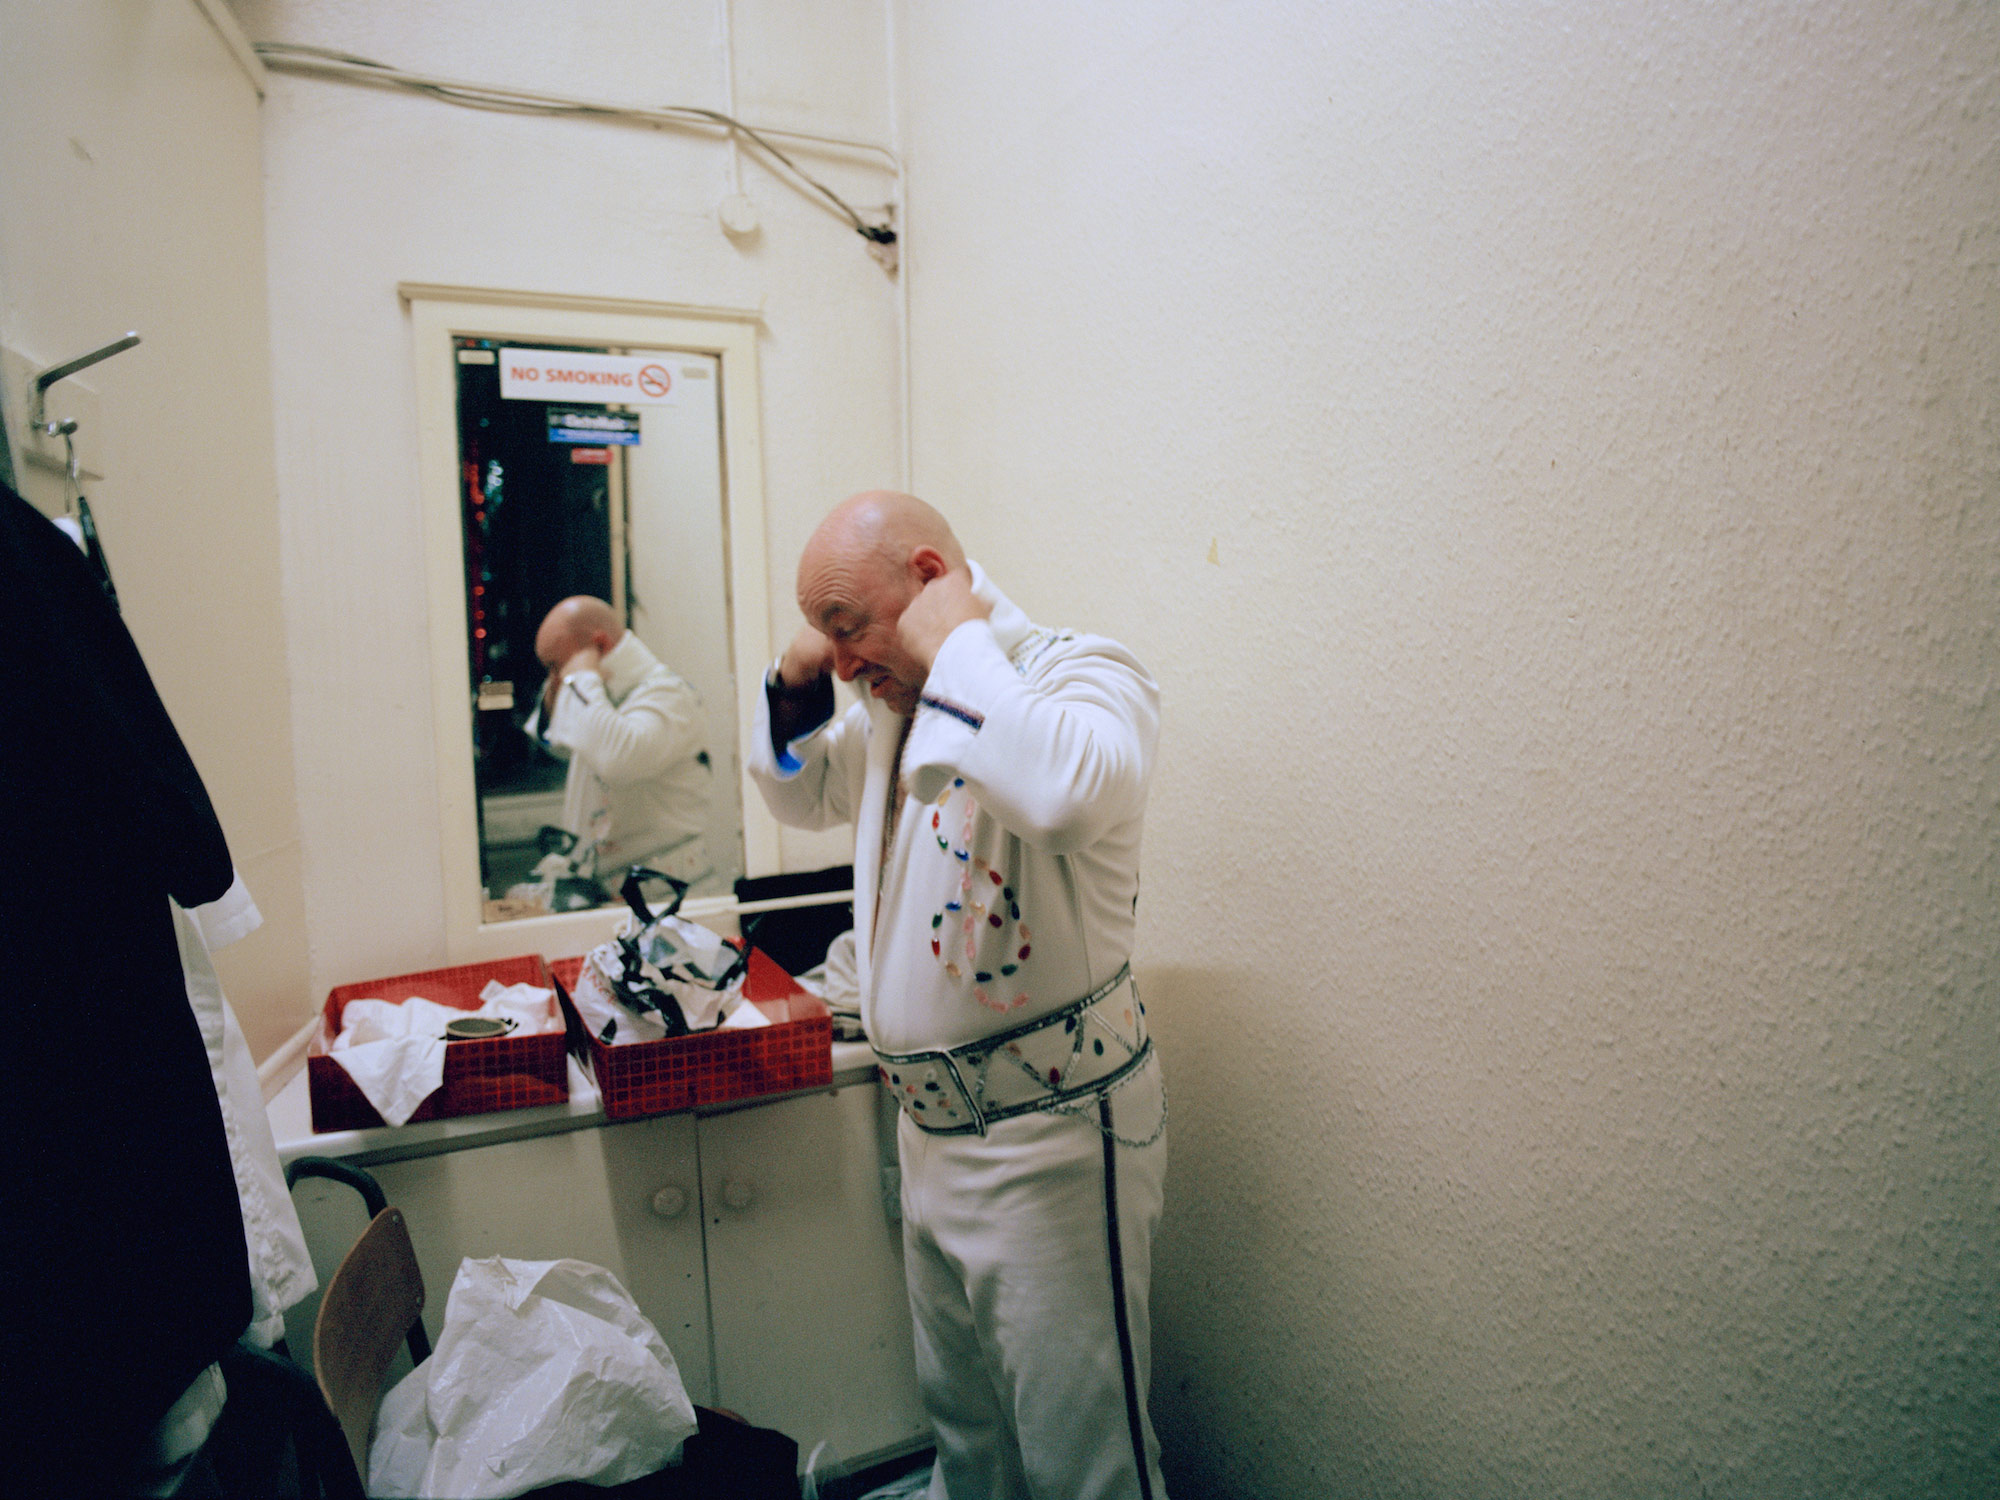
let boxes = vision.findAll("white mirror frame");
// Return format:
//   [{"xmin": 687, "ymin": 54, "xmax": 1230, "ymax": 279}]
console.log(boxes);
[{"xmin": 404, "ymin": 284, "xmax": 777, "ymax": 962}]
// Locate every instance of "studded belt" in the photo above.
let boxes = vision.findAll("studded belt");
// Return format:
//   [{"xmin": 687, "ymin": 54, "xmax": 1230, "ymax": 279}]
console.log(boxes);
[{"xmin": 874, "ymin": 964, "xmax": 1151, "ymax": 1136}]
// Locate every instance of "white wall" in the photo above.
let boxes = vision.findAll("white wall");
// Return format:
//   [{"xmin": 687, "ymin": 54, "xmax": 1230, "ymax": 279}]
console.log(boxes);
[
  {"xmin": 894, "ymin": 3, "xmax": 2000, "ymax": 1496},
  {"xmin": 232, "ymin": 0, "xmax": 899, "ymax": 1022},
  {"xmin": 0, "ymin": 0, "xmax": 309, "ymax": 1059}
]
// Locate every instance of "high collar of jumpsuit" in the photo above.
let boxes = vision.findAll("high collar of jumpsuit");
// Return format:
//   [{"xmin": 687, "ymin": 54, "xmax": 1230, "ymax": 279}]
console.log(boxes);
[
  {"xmin": 592, "ymin": 628, "xmax": 658, "ymax": 702},
  {"xmin": 757, "ymin": 561, "xmax": 1160, "ymax": 1056}
]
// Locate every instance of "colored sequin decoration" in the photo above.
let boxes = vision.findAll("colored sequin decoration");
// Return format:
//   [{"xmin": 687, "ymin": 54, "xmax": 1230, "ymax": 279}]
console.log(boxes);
[
  {"xmin": 882, "ymin": 1057, "xmax": 964, "ymax": 1124},
  {"xmin": 926, "ymin": 781, "xmax": 1032, "ymax": 1013}
]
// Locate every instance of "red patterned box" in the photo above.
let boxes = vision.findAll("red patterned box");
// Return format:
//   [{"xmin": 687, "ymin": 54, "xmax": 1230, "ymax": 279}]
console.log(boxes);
[
  {"xmin": 307, "ymin": 955, "xmax": 569, "ymax": 1132},
  {"xmin": 549, "ymin": 947, "xmax": 833, "ymax": 1121}
]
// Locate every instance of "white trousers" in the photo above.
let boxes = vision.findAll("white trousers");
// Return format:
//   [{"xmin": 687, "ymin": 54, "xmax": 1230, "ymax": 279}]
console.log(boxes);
[{"xmin": 900, "ymin": 1056, "xmax": 1169, "ymax": 1500}]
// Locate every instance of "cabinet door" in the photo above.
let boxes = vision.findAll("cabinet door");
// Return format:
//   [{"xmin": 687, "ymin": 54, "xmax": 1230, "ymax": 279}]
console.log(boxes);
[
  {"xmin": 595, "ymin": 1113, "xmax": 714, "ymax": 1403},
  {"xmin": 700, "ymin": 1084, "xmax": 928, "ymax": 1467}
]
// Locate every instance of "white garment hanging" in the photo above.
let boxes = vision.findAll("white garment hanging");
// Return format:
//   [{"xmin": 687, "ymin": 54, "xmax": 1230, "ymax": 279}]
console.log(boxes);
[
  {"xmin": 140, "ymin": 877, "xmax": 320, "ymax": 1493},
  {"xmin": 174, "ymin": 874, "xmax": 317, "ymax": 1346}
]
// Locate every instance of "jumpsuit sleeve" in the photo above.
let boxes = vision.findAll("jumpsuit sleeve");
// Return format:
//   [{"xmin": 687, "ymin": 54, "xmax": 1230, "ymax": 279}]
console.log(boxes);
[
  {"xmin": 747, "ymin": 669, "xmax": 870, "ymax": 831},
  {"xmin": 546, "ymin": 669, "xmax": 703, "ymax": 786},
  {"xmin": 902, "ymin": 622, "xmax": 1160, "ymax": 855}
]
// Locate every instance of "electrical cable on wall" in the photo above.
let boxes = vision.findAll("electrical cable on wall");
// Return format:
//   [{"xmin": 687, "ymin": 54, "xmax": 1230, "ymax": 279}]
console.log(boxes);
[{"xmin": 254, "ymin": 43, "xmax": 899, "ymax": 264}]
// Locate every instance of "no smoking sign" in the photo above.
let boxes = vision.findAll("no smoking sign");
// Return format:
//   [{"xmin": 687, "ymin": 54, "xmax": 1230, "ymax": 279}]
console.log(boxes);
[{"xmin": 499, "ymin": 348, "xmax": 682, "ymax": 406}]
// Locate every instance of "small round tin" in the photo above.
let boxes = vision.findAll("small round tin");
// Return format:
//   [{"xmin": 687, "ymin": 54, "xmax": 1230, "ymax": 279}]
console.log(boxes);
[{"xmin": 444, "ymin": 1015, "xmax": 512, "ymax": 1041}]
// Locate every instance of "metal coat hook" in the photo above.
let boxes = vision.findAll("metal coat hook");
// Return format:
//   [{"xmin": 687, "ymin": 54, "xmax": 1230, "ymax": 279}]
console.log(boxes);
[
  {"xmin": 26, "ymin": 339, "xmax": 129, "ymax": 611},
  {"xmin": 29, "ymin": 331, "xmax": 140, "ymax": 429},
  {"xmin": 45, "ymin": 418, "xmax": 81, "ymax": 509}
]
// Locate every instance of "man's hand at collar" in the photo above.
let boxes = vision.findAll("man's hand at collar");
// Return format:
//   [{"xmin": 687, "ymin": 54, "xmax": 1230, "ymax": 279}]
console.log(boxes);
[
  {"xmin": 897, "ymin": 568, "xmax": 990, "ymax": 670},
  {"xmin": 770, "ymin": 625, "xmax": 837, "ymax": 752},
  {"xmin": 777, "ymin": 624, "xmax": 836, "ymax": 689},
  {"xmin": 541, "ymin": 644, "xmax": 604, "ymax": 718}
]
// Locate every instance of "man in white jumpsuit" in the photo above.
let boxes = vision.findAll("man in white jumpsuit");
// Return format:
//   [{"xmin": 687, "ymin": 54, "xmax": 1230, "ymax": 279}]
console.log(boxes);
[
  {"xmin": 751, "ymin": 493, "xmax": 1169, "ymax": 1500},
  {"xmin": 527, "ymin": 595, "xmax": 714, "ymax": 892}
]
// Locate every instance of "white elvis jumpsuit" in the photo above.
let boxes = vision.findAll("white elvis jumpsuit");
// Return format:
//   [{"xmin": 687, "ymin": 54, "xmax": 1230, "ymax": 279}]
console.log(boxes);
[
  {"xmin": 751, "ymin": 562, "xmax": 1169, "ymax": 1500},
  {"xmin": 526, "ymin": 629, "xmax": 714, "ymax": 887}
]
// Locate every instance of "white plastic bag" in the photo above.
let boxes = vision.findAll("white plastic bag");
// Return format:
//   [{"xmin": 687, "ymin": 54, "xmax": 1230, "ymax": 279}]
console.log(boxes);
[
  {"xmin": 582, "ymin": 915, "xmax": 749, "ymax": 1038},
  {"xmin": 368, "ymin": 1257, "xmax": 699, "ymax": 1499}
]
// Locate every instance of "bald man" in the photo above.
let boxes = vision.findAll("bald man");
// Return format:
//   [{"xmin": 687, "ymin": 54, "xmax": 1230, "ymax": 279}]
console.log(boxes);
[
  {"xmin": 751, "ymin": 493, "xmax": 1169, "ymax": 1500},
  {"xmin": 524, "ymin": 596, "xmax": 714, "ymax": 894}
]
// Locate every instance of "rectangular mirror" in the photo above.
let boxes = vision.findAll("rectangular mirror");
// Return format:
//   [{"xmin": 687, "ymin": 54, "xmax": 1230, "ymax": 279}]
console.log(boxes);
[
  {"xmin": 406, "ymin": 286, "xmax": 777, "ymax": 962},
  {"xmin": 456, "ymin": 337, "xmax": 736, "ymax": 916}
]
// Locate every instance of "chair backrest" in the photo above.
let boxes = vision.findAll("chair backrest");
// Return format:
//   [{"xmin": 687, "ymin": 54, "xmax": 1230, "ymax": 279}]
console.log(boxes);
[{"xmin": 313, "ymin": 1205, "xmax": 427, "ymax": 1482}]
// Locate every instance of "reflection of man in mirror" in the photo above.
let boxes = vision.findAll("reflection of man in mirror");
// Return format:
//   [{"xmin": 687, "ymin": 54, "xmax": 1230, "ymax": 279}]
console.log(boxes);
[
  {"xmin": 751, "ymin": 492, "xmax": 1168, "ymax": 1500},
  {"xmin": 523, "ymin": 595, "xmax": 714, "ymax": 896}
]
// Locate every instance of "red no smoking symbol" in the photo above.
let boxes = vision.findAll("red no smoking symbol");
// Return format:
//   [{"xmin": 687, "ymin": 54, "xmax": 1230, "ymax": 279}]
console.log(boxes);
[{"xmin": 637, "ymin": 364, "xmax": 673, "ymax": 398}]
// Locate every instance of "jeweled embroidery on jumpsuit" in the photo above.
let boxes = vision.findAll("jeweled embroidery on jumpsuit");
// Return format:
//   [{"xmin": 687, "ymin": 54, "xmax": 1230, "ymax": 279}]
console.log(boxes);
[{"xmin": 927, "ymin": 777, "xmax": 1033, "ymax": 1013}]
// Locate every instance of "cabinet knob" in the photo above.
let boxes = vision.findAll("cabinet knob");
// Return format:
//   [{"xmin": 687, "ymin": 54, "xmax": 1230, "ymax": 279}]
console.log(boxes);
[
  {"xmin": 721, "ymin": 1179, "xmax": 756, "ymax": 1211},
  {"xmin": 650, "ymin": 1186, "xmax": 689, "ymax": 1219}
]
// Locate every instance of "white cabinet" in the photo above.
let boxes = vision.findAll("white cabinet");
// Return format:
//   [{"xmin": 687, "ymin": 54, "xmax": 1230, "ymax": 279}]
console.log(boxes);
[
  {"xmin": 285, "ymin": 1081, "xmax": 927, "ymax": 1470},
  {"xmin": 562, "ymin": 1112, "xmax": 715, "ymax": 1403},
  {"xmin": 702, "ymin": 1085, "xmax": 924, "ymax": 1465}
]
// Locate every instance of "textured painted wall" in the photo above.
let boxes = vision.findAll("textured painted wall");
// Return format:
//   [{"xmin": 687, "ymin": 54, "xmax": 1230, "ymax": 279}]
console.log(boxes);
[
  {"xmin": 232, "ymin": 0, "xmax": 899, "ymax": 1024},
  {"xmin": 0, "ymin": 0, "xmax": 310, "ymax": 1059},
  {"xmin": 895, "ymin": 2, "xmax": 1999, "ymax": 1495}
]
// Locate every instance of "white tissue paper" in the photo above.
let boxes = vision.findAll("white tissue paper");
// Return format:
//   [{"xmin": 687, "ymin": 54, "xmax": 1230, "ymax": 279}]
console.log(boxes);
[
  {"xmin": 721, "ymin": 996, "xmax": 773, "ymax": 1030},
  {"xmin": 477, "ymin": 980, "xmax": 559, "ymax": 1033},
  {"xmin": 369, "ymin": 1256, "xmax": 698, "ymax": 1499},
  {"xmin": 795, "ymin": 929, "xmax": 860, "ymax": 1015},
  {"xmin": 329, "ymin": 985, "xmax": 558, "ymax": 1127}
]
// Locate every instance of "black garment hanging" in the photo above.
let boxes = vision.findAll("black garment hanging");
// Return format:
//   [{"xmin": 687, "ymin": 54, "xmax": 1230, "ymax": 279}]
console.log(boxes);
[
  {"xmin": 72, "ymin": 491, "xmax": 120, "ymax": 609},
  {"xmin": 40, "ymin": 406, "xmax": 121, "ymax": 610},
  {"xmin": 0, "ymin": 481, "xmax": 250, "ymax": 1494}
]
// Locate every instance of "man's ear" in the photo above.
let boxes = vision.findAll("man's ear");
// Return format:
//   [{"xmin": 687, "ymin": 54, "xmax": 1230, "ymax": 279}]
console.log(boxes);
[{"xmin": 909, "ymin": 545, "xmax": 949, "ymax": 584}]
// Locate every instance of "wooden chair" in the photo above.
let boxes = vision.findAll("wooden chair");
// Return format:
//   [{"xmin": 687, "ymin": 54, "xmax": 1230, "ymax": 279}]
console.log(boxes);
[{"xmin": 285, "ymin": 1157, "xmax": 433, "ymax": 1485}]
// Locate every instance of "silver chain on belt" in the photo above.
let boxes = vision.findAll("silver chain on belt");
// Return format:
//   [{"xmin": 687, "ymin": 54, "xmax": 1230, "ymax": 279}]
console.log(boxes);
[{"xmin": 995, "ymin": 972, "xmax": 1166, "ymax": 1148}]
